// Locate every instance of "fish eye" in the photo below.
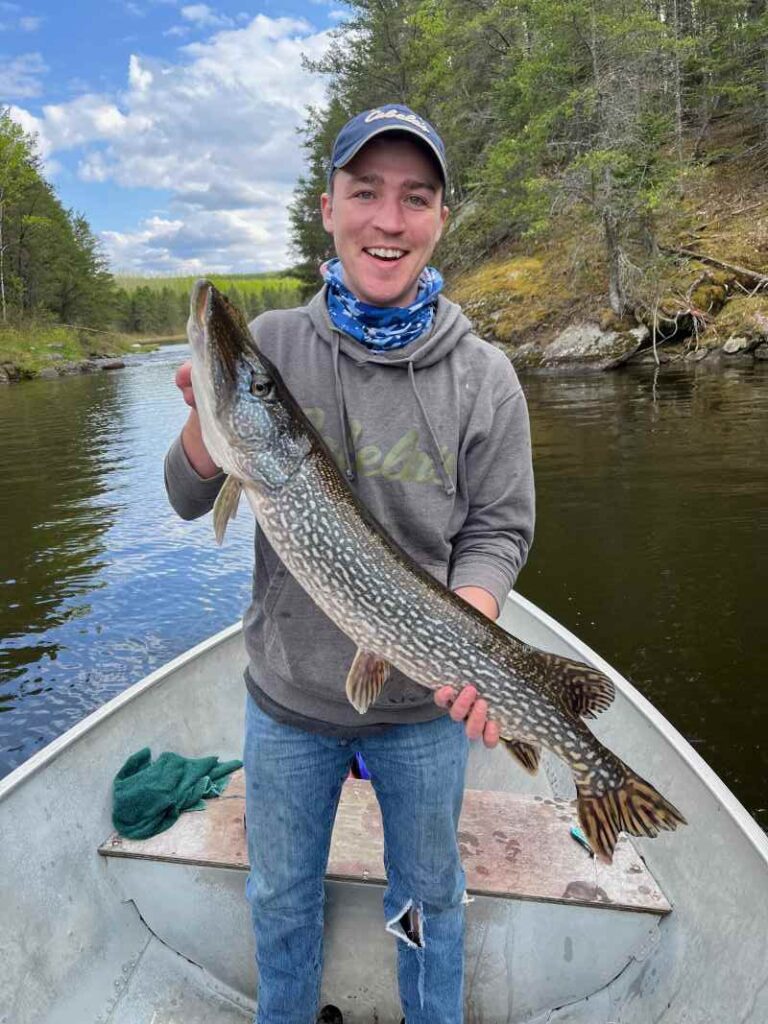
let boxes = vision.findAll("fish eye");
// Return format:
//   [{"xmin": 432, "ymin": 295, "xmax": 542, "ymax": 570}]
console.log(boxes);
[{"xmin": 251, "ymin": 376, "xmax": 275, "ymax": 399}]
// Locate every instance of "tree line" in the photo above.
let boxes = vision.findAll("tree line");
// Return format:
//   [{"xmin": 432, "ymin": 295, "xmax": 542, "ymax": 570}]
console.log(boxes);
[
  {"xmin": 0, "ymin": 109, "xmax": 114, "ymax": 329},
  {"xmin": 289, "ymin": 0, "xmax": 768, "ymax": 313},
  {"xmin": 112, "ymin": 280, "xmax": 305, "ymax": 336},
  {"xmin": 0, "ymin": 109, "xmax": 303, "ymax": 336}
]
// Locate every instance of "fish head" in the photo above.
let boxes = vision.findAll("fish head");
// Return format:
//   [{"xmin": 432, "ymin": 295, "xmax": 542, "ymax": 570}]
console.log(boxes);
[{"xmin": 187, "ymin": 280, "xmax": 310, "ymax": 489}]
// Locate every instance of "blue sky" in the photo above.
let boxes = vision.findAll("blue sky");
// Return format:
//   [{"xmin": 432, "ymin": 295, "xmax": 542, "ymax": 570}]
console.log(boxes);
[{"xmin": 2, "ymin": 0, "xmax": 347, "ymax": 273}]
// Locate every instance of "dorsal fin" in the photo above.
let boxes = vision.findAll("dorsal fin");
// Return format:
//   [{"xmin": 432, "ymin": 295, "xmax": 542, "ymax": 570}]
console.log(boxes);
[{"xmin": 542, "ymin": 654, "xmax": 616, "ymax": 719}]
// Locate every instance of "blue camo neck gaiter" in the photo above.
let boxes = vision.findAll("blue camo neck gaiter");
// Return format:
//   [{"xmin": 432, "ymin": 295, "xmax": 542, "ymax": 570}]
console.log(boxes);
[{"xmin": 320, "ymin": 257, "xmax": 443, "ymax": 351}]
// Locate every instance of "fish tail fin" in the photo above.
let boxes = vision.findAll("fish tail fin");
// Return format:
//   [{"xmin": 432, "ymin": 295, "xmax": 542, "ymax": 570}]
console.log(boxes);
[{"xmin": 576, "ymin": 768, "xmax": 686, "ymax": 864}]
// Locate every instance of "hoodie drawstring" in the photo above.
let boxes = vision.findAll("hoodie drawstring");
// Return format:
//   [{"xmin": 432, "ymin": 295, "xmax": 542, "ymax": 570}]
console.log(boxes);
[
  {"xmin": 408, "ymin": 361, "xmax": 455, "ymax": 496},
  {"xmin": 331, "ymin": 330, "xmax": 455, "ymax": 497},
  {"xmin": 332, "ymin": 331, "xmax": 357, "ymax": 483}
]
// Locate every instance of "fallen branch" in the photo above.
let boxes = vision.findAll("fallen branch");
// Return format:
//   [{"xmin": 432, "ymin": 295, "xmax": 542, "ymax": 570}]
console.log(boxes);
[
  {"xmin": 60, "ymin": 322, "xmax": 127, "ymax": 337},
  {"xmin": 660, "ymin": 247, "xmax": 768, "ymax": 288}
]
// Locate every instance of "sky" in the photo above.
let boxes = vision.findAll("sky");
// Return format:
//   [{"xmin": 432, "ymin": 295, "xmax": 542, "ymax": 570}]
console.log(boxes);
[{"xmin": 2, "ymin": 0, "xmax": 347, "ymax": 274}]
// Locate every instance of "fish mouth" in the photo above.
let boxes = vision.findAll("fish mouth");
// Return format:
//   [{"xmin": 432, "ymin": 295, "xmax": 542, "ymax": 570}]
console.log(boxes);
[
  {"xmin": 191, "ymin": 278, "xmax": 212, "ymax": 332},
  {"xmin": 190, "ymin": 279, "xmax": 248, "ymax": 392}
]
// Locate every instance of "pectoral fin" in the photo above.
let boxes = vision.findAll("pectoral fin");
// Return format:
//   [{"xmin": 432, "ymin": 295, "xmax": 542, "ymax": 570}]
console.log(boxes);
[
  {"xmin": 345, "ymin": 649, "xmax": 391, "ymax": 714},
  {"xmin": 213, "ymin": 475, "xmax": 243, "ymax": 544},
  {"xmin": 502, "ymin": 739, "xmax": 541, "ymax": 775}
]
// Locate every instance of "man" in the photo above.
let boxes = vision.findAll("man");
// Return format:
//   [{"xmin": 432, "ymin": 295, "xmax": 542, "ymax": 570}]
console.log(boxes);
[{"xmin": 165, "ymin": 105, "xmax": 534, "ymax": 1024}]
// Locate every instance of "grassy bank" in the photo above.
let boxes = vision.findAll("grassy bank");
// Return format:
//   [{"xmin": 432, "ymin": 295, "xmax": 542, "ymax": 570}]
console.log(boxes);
[{"xmin": 0, "ymin": 322, "xmax": 153, "ymax": 380}]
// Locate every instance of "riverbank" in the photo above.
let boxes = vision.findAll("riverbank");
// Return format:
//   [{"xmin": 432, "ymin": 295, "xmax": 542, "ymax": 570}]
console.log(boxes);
[
  {"xmin": 0, "ymin": 323, "xmax": 180, "ymax": 383},
  {"xmin": 447, "ymin": 155, "xmax": 768, "ymax": 371},
  {"xmin": 5, "ymin": 157, "xmax": 767, "ymax": 381}
]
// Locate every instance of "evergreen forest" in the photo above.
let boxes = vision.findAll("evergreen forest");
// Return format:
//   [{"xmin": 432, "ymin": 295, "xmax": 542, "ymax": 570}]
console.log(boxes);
[{"xmin": 290, "ymin": 0, "xmax": 768, "ymax": 328}]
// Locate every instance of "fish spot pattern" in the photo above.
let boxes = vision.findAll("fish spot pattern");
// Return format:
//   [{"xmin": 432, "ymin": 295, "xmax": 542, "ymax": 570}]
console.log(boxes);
[{"xmin": 246, "ymin": 449, "xmax": 609, "ymax": 788}]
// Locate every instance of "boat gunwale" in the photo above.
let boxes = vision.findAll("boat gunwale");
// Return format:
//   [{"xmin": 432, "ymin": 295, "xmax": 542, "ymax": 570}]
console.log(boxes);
[{"xmin": 0, "ymin": 621, "xmax": 243, "ymax": 802}]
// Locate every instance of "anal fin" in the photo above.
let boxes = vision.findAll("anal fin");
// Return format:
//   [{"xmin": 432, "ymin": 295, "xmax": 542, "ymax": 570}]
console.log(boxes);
[
  {"xmin": 502, "ymin": 738, "xmax": 541, "ymax": 775},
  {"xmin": 345, "ymin": 649, "xmax": 391, "ymax": 714},
  {"xmin": 212, "ymin": 475, "xmax": 243, "ymax": 544}
]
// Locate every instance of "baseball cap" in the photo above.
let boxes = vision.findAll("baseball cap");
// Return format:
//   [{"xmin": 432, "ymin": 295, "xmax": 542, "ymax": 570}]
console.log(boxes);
[{"xmin": 328, "ymin": 104, "xmax": 448, "ymax": 191}]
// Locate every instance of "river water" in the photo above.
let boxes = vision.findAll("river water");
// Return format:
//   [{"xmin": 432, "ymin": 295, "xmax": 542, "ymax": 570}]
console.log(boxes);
[{"xmin": 1, "ymin": 346, "xmax": 766, "ymax": 829}]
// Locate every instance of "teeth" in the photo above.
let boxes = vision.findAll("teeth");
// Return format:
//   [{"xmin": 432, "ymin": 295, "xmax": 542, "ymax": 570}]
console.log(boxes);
[{"xmin": 366, "ymin": 247, "xmax": 405, "ymax": 259}]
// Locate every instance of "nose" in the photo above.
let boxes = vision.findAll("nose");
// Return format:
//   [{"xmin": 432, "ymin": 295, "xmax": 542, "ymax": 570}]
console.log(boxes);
[{"xmin": 372, "ymin": 194, "xmax": 406, "ymax": 236}]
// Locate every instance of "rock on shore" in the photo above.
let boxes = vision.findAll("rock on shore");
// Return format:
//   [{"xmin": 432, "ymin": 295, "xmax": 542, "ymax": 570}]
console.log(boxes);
[{"xmin": 0, "ymin": 357, "xmax": 126, "ymax": 383}]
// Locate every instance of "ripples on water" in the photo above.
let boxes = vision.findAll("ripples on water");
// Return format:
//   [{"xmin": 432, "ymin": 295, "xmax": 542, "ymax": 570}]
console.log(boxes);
[
  {"xmin": 521, "ymin": 366, "xmax": 768, "ymax": 829},
  {"xmin": 0, "ymin": 345, "xmax": 254, "ymax": 774},
  {"xmin": 0, "ymin": 351, "xmax": 766, "ymax": 829}
]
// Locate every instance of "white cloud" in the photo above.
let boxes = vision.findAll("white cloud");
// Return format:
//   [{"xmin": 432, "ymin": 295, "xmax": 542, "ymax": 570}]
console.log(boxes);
[
  {"xmin": 180, "ymin": 4, "xmax": 231, "ymax": 28},
  {"xmin": 0, "ymin": 52, "xmax": 47, "ymax": 97},
  {"xmin": 9, "ymin": 15, "xmax": 331, "ymax": 273},
  {"xmin": 128, "ymin": 53, "xmax": 153, "ymax": 90},
  {"xmin": 102, "ymin": 201, "xmax": 296, "ymax": 274},
  {"xmin": 19, "ymin": 15, "xmax": 42, "ymax": 31}
]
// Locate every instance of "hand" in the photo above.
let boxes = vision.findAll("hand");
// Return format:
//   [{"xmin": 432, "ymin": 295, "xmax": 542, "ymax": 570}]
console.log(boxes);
[
  {"xmin": 175, "ymin": 360, "xmax": 196, "ymax": 409},
  {"xmin": 174, "ymin": 360, "xmax": 220, "ymax": 478},
  {"xmin": 434, "ymin": 685, "xmax": 500, "ymax": 748}
]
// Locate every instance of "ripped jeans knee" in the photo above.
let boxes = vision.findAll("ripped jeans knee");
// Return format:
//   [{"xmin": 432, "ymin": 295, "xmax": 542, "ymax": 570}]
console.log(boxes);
[
  {"xmin": 383, "ymin": 891, "xmax": 467, "ymax": 1020},
  {"xmin": 387, "ymin": 897, "xmax": 424, "ymax": 949}
]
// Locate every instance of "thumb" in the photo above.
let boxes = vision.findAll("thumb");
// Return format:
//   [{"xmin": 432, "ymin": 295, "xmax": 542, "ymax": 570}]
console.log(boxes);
[{"xmin": 175, "ymin": 360, "xmax": 192, "ymax": 390}]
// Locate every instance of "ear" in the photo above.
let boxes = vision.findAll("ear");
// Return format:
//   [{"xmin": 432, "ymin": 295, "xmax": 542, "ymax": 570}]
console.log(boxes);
[
  {"xmin": 434, "ymin": 203, "xmax": 450, "ymax": 243},
  {"xmin": 320, "ymin": 192, "xmax": 334, "ymax": 234}
]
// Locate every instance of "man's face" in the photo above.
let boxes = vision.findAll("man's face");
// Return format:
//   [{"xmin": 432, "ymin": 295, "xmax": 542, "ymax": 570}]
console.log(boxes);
[{"xmin": 320, "ymin": 136, "xmax": 449, "ymax": 308}]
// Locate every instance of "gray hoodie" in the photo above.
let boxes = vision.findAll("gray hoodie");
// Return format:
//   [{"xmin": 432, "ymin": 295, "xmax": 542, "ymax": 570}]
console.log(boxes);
[{"xmin": 164, "ymin": 286, "xmax": 535, "ymax": 734}]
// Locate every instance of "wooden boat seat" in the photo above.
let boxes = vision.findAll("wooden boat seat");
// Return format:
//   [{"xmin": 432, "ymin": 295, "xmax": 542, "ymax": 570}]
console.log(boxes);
[{"xmin": 99, "ymin": 769, "xmax": 669, "ymax": 915}]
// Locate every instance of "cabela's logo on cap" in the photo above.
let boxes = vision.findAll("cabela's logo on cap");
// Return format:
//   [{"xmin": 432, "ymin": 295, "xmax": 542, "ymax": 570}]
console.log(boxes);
[{"xmin": 364, "ymin": 108, "xmax": 432, "ymax": 135}]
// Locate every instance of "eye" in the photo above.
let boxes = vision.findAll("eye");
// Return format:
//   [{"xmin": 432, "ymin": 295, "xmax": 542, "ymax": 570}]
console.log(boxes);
[
  {"xmin": 251, "ymin": 376, "xmax": 275, "ymax": 399},
  {"xmin": 406, "ymin": 194, "xmax": 429, "ymax": 207}
]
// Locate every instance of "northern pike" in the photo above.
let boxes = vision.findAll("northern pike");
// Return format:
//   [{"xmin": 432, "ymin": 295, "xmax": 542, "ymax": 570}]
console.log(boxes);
[{"xmin": 187, "ymin": 280, "xmax": 686, "ymax": 863}]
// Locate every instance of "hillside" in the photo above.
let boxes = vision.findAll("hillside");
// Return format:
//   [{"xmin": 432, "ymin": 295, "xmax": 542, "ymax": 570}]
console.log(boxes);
[{"xmin": 447, "ymin": 155, "xmax": 768, "ymax": 371}]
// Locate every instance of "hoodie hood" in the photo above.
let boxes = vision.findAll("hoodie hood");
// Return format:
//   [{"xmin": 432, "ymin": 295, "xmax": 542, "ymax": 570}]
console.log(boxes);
[{"xmin": 306, "ymin": 285, "xmax": 473, "ymax": 493}]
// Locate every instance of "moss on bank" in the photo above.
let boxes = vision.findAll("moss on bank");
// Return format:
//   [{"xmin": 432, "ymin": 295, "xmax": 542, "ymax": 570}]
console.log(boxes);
[{"xmin": 446, "ymin": 152, "xmax": 768, "ymax": 368}]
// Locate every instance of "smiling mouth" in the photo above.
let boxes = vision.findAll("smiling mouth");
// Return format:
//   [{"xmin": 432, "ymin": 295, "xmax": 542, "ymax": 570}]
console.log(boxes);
[{"xmin": 364, "ymin": 247, "xmax": 407, "ymax": 262}]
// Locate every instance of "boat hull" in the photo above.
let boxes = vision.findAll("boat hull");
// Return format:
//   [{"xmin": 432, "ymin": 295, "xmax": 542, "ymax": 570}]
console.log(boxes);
[{"xmin": 1, "ymin": 594, "xmax": 767, "ymax": 1023}]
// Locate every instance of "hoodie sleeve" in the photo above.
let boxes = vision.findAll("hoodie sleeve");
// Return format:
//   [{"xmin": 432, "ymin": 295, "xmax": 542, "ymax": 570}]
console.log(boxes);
[
  {"xmin": 448, "ymin": 386, "xmax": 535, "ymax": 613},
  {"xmin": 164, "ymin": 435, "xmax": 227, "ymax": 521}
]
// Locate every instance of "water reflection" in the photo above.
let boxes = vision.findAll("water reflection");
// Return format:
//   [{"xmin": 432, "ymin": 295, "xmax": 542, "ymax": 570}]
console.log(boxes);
[
  {"xmin": 0, "ymin": 352, "xmax": 765, "ymax": 831},
  {"xmin": 0, "ymin": 347, "xmax": 254, "ymax": 772}
]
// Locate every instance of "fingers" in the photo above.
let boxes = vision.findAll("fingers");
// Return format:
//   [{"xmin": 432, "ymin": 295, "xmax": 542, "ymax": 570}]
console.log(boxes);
[
  {"xmin": 175, "ymin": 361, "xmax": 192, "ymax": 388},
  {"xmin": 434, "ymin": 685, "xmax": 456, "ymax": 708},
  {"xmin": 434, "ymin": 685, "xmax": 500, "ymax": 748},
  {"xmin": 482, "ymin": 719, "xmax": 501, "ymax": 750},
  {"xmin": 175, "ymin": 361, "xmax": 196, "ymax": 409},
  {"xmin": 465, "ymin": 695, "xmax": 489, "ymax": 742}
]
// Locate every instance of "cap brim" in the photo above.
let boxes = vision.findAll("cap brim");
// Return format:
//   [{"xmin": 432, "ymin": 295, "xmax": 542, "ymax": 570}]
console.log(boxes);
[{"xmin": 333, "ymin": 123, "xmax": 448, "ymax": 189}]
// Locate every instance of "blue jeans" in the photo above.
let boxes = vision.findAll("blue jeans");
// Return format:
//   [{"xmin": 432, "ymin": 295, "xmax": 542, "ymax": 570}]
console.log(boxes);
[{"xmin": 243, "ymin": 694, "xmax": 469, "ymax": 1024}]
